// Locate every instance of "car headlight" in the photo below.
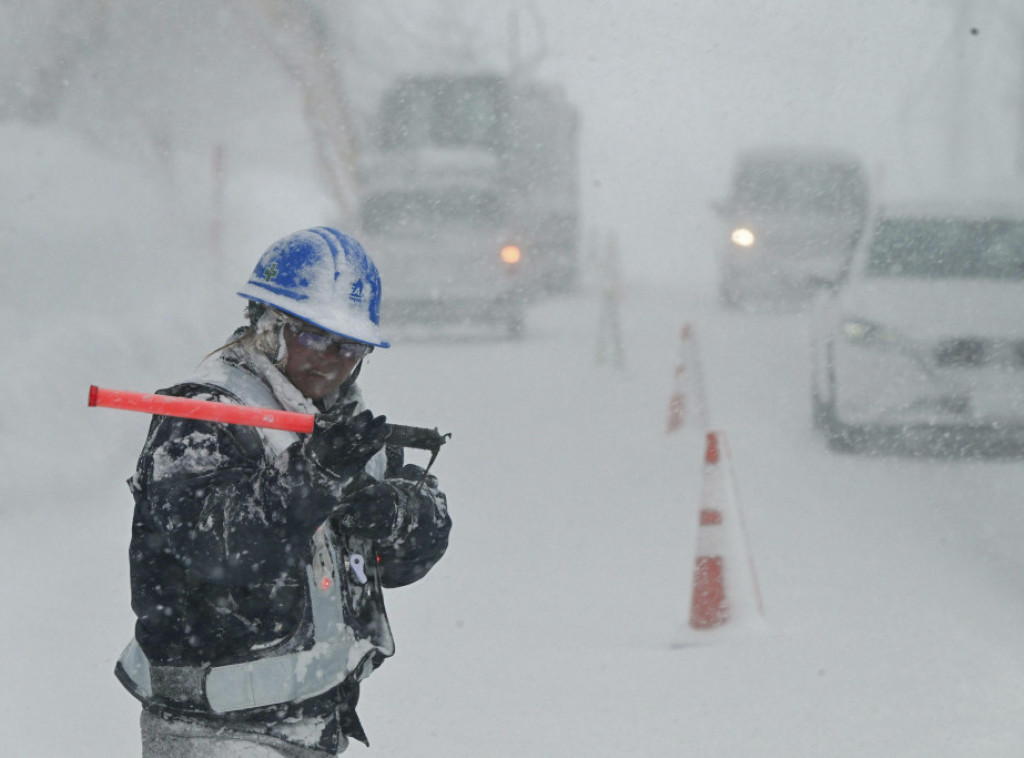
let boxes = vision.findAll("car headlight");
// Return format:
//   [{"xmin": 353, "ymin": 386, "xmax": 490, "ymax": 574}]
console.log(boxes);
[
  {"xmin": 500, "ymin": 244, "xmax": 522, "ymax": 265},
  {"xmin": 841, "ymin": 317, "xmax": 902, "ymax": 347},
  {"xmin": 838, "ymin": 317, "xmax": 940, "ymax": 377},
  {"xmin": 730, "ymin": 227, "xmax": 755, "ymax": 247}
]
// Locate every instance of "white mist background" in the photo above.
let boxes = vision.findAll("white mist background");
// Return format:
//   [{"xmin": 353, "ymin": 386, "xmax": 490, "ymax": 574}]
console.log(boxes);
[{"xmin": 3, "ymin": 2, "xmax": 1024, "ymax": 755}]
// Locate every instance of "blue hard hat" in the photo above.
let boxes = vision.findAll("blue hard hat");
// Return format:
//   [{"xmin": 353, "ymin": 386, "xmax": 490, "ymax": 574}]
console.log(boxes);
[{"xmin": 238, "ymin": 227, "xmax": 389, "ymax": 348}]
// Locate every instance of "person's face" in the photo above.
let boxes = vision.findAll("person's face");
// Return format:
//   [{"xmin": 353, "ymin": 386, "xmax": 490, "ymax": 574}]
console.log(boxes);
[{"xmin": 281, "ymin": 323, "xmax": 373, "ymax": 401}]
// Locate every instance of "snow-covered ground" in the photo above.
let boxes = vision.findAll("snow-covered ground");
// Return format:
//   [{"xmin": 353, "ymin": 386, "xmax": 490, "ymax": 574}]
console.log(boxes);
[{"xmin": 5, "ymin": 124, "xmax": 1024, "ymax": 757}]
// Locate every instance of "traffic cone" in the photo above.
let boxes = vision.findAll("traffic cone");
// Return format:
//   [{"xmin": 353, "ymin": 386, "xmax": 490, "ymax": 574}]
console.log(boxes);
[
  {"xmin": 665, "ymin": 365, "xmax": 686, "ymax": 433},
  {"xmin": 689, "ymin": 432, "xmax": 728, "ymax": 628},
  {"xmin": 677, "ymin": 431, "xmax": 764, "ymax": 644},
  {"xmin": 665, "ymin": 323, "xmax": 711, "ymax": 434},
  {"xmin": 690, "ymin": 505, "xmax": 728, "ymax": 628}
]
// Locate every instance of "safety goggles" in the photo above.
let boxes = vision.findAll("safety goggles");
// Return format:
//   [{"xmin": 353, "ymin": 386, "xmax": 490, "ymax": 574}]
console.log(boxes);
[{"xmin": 289, "ymin": 326, "xmax": 374, "ymax": 358}]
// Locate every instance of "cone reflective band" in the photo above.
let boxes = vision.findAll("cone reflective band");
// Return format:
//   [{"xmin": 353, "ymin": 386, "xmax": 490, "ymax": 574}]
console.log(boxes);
[{"xmin": 88, "ymin": 385, "xmax": 315, "ymax": 433}]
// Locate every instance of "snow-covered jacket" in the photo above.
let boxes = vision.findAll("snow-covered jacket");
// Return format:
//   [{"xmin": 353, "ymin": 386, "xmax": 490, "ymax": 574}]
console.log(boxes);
[{"xmin": 115, "ymin": 344, "xmax": 451, "ymax": 752}]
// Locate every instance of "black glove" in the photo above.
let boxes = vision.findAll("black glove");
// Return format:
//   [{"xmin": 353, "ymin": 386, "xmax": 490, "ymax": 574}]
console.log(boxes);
[
  {"xmin": 393, "ymin": 463, "xmax": 439, "ymax": 491},
  {"xmin": 333, "ymin": 481, "xmax": 402, "ymax": 541},
  {"xmin": 303, "ymin": 402, "xmax": 390, "ymax": 482}
]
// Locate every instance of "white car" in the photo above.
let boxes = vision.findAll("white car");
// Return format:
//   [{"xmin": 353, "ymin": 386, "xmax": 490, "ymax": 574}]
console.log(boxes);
[{"xmin": 810, "ymin": 202, "xmax": 1024, "ymax": 453}]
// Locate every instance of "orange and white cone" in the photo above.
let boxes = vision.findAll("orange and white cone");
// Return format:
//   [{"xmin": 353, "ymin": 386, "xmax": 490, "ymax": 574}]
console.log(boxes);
[
  {"xmin": 665, "ymin": 323, "xmax": 711, "ymax": 435},
  {"xmin": 689, "ymin": 505, "xmax": 728, "ymax": 628},
  {"xmin": 676, "ymin": 431, "xmax": 764, "ymax": 644},
  {"xmin": 665, "ymin": 365, "xmax": 686, "ymax": 433}
]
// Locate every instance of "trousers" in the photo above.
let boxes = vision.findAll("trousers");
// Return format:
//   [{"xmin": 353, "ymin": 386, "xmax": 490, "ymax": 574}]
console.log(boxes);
[{"xmin": 140, "ymin": 709, "xmax": 346, "ymax": 757}]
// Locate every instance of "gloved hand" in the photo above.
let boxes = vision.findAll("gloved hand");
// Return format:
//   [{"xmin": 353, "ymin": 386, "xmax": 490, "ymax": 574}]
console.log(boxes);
[
  {"xmin": 392, "ymin": 463, "xmax": 439, "ymax": 491},
  {"xmin": 333, "ymin": 481, "xmax": 402, "ymax": 541},
  {"xmin": 303, "ymin": 402, "xmax": 390, "ymax": 482}
]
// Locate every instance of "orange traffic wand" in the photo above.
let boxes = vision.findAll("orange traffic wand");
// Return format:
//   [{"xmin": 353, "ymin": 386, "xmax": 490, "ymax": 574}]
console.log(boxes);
[
  {"xmin": 88, "ymin": 384, "xmax": 315, "ymax": 433},
  {"xmin": 88, "ymin": 384, "xmax": 451, "ymax": 464}
]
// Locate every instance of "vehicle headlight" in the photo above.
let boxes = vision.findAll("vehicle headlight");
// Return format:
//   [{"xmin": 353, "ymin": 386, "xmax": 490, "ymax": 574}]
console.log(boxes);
[
  {"xmin": 730, "ymin": 227, "xmax": 755, "ymax": 247},
  {"xmin": 839, "ymin": 317, "xmax": 937, "ymax": 375},
  {"xmin": 841, "ymin": 318, "xmax": 900, "ymax": 346},
  {"xmin": 500, "ymin": 244, "xmax": 522, "ymax": 264}
]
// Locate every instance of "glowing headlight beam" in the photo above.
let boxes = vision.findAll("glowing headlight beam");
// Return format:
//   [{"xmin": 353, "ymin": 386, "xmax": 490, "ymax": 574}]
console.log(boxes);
[
  {"xmin": 501, "ymin": 245, "xmax": 522, "ymax": 264},
  {"xmin": 730, "ymin": 228, "xmax": 755, "ymax": 247}
]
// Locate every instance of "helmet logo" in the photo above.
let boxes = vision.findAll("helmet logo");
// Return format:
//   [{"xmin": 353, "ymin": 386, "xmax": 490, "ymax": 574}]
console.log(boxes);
[
  {"xmin": 262, "ymin": 262, "xmax": 279, "ymax": 282},
  {"xmin": 349, "ymin": 279, "xmax": 365, "ymax": 302}
]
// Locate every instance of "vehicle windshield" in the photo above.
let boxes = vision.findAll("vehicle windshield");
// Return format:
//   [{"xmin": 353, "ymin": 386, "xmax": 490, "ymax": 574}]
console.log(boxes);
[
  {"xmin": 361, "ymin": 189, "xmax": 501, "ymax": 234},
  {"xmin": 732, "ymin": 159, "xmax": 866, "ymax": 213},
  {"xmin": 864, "ymin": 217, "xmax": 1024, "ymax": 279},
  {"xmin": 376, "ymin": 76, "xmax": 505, "ymax": 151}
]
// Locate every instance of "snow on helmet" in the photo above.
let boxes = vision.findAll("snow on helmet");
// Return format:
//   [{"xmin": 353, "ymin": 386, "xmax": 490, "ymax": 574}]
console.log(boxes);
[{"xmin": 238, "ymin": 227, "xmax": 389, "ymax": 348}]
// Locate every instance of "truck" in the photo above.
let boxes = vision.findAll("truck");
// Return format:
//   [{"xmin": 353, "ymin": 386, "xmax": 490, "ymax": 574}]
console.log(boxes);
[{"xmin": 357, "ymin": 72, "xmax": 580, "ymax": 336}]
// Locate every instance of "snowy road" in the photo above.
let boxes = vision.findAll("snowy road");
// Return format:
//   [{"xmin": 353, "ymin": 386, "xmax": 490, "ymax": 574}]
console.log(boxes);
[
  {"xmin": 365, "ymin": 286, "xmax": 1024, "ymax": 757},
  {"xmin": 5, "ymin": 283, "xmax": 1024, "ymax": 756}
]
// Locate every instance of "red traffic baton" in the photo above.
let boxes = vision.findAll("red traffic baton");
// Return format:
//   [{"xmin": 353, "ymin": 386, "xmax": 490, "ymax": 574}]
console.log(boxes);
[
  {"xmin": 88, "ymin": 385, "xmax": 315, "ymax": 433},
  {"xmin": 88, "ymin": 385, "xmax": 451, "ymax": 457}
]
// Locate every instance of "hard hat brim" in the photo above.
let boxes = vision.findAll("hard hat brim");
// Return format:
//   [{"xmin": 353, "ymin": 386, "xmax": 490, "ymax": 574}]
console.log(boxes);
[{"xmin": 238, "ymin": 288, "xmax": 391, "ymax": 348}]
